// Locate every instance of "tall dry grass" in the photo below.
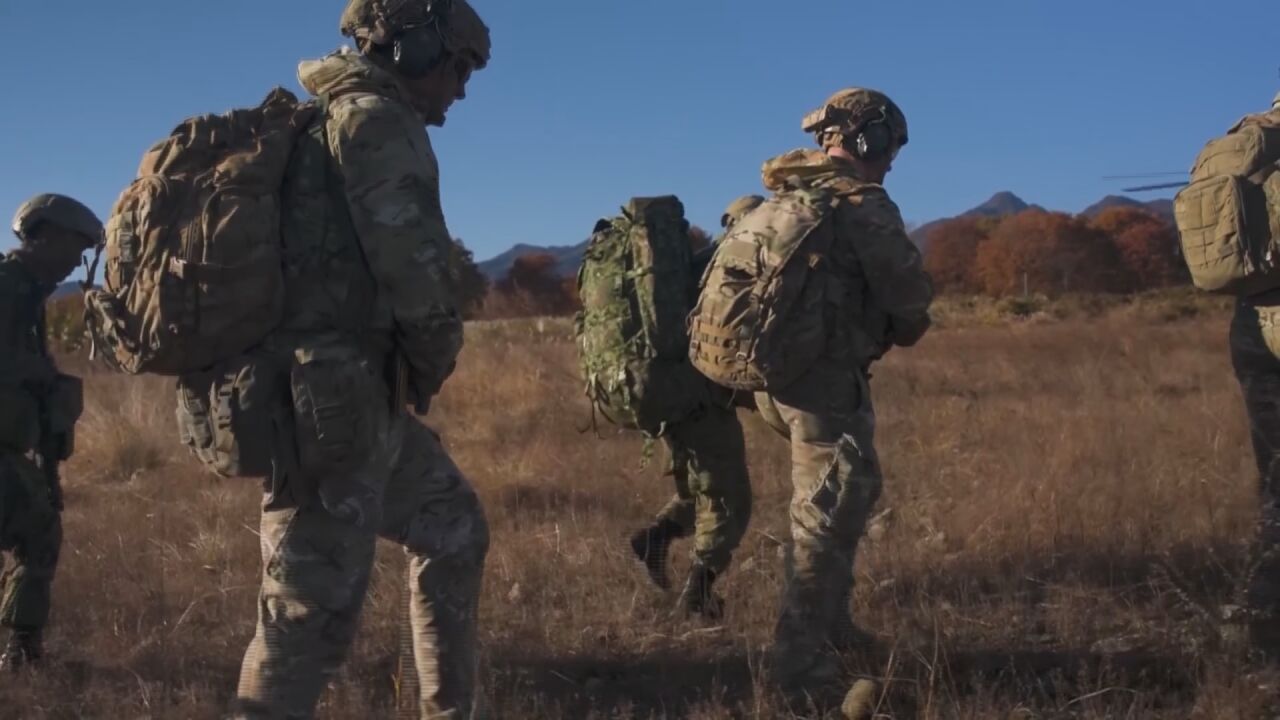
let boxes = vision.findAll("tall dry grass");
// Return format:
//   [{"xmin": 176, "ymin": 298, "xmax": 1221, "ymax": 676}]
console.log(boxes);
[{"xmin": 1, "ymin": 300, "xmax": 1276, "ymax": 718}]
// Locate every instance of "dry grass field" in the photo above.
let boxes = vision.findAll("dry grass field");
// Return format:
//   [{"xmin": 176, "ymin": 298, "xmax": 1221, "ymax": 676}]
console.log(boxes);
[{"xmin": 3, "ymin": 294, "xmax": 1279, "ymax": 718}]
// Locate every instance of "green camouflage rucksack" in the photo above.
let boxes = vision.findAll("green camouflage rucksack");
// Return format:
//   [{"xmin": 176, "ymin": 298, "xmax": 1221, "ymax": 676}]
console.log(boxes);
[
  {"xmin": 1174, "ymin": 109, "xmax": 1280, "ymax": 295},
  {"xmin": 688, "ymin": 178, "xmax": 839, "ymax": 392},
  {"xmin": 84, "ymin": 88, "xmax": 316, "ymax": 375},
  {"xmin": 575, "ymin": 196, "xmax": 706, "ymax": 436}
]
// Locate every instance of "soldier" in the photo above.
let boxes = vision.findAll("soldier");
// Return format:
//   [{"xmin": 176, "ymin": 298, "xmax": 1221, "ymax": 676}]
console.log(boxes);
[
  {"xmin": 628, "ymin": 196, "xmax": 763, "ymax": 620},
  {"xmin": 751, "ymin": 89, "xmax": 933, "ymax": 693},
  {"xmin": 231, "ymin": 1, "xmax": 492, "ymax": 717},
  {"xmin": 0, "ymin": 194, "xmax": 99, "ymax": 671},
  {"xmin": 1227, "ymin": 94, "xmax": 1280, "ymax": 662}
]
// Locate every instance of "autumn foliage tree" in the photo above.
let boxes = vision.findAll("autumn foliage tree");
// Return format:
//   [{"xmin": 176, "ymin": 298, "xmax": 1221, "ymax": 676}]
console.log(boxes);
[
  {"xmin": 973, "ymin": 210, "xmax": 1128, "ymax": 297},
  {"xmin": 924, "ymin": 217, "xmax": 992, "ymax": 293},
  {"xmin": 485, "ymin": 252, "xmax": 580, "ymax": 317},
  {"xmin": 1088, "ymin": 208, "xmax": 1186, "ymax": 289},
  {"xmin": 689, "ymin": 225, "xmax": 713, "ymax": 253}
]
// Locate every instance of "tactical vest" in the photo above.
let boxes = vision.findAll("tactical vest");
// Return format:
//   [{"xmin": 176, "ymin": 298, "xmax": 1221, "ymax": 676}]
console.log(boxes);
[
  {"xmin": 0, "ymin": 259, "xmax": 52, "ymax": 378},
  {"xmin": 175, "ymin": 97, "xmax": 387, "ymax": 480},
  {"xmin": 0, "ymin": 259, "xmax": 58, "ymax": 454},
  {"xmin": 273, "ymin": 105, "xmax": 381, "ymax": 346}
]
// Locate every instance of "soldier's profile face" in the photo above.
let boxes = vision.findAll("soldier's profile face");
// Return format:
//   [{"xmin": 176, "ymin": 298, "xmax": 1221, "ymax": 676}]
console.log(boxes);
[
  {"xmin": 29, "ymin": 227, "xmax": 90, "ymax": 281},
  {"xmin": 409, "ymin": 55, "xmax": 475, "ymax": 127}
]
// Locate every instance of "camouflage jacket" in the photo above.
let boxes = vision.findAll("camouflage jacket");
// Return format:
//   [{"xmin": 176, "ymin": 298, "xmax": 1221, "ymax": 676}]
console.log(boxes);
[
  {"xmin": 0, "ymin": 255, "xmax": 57, "ymax": 454},
  {"xmin": 290, "ymin": 49, "xmax": 462, "ymax": 400},
  {"xmin": 762, "ymin": 149, "xmax": 934, "ymax": 364},
  {"xmin": 0, "ymin": 255, "xmax": 55, "ymax": 390}
]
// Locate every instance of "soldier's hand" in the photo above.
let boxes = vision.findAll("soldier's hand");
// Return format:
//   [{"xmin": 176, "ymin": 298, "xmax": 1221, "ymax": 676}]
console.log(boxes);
[{"xmin": 406, "ymin": 382, "xmax": 433, "ymax": 415}]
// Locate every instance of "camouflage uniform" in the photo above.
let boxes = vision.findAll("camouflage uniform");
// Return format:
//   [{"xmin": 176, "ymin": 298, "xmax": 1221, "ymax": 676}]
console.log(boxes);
[
  {"xmin": 1231, "ymin": 292, "xmax": 1280, "ymax": 652},
  {"xmin": 753, "ymin": 90, "xmax": 932, "ymax": 688},
  {"xmin": 0, "ymin": 258, "xmax": 63, "ymax": 652},
  {"xmin": 1222, "ymin": 96, "xmax": 1280, "ymax": 657},
  {"xmin": 0, "ymin": 194, "xmax": 98, "ymax": 670},
  {"xmin": 641, "ymin": 396, "xmax": 750, "ymax": 599},
  {"xmin": 233, "ymin": 4, "xmax": 491, "ymax": 717},
  {"xmin": 631, "ymin": 197, "xmax": 764, "ymax": 616}
]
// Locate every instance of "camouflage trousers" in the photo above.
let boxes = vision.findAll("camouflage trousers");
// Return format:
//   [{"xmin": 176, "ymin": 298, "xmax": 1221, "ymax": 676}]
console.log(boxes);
[
  {"xmin": 235, "ymin": 410, "xmax": 489, "ymax": 720},
  {"xmin": 755, "ymin": 360, "xmax": 882, "ymax": 684},
  {"xmin": 1231, "ymin": 300, "xmax": 1280, "ymax": 625},
  {"xmin": 0, "ymin": 453, "xmax": 62, "ymax": 633},
  {"xmin": 652, "ymin": 403, "xmax": 752, "ymax": 575}
]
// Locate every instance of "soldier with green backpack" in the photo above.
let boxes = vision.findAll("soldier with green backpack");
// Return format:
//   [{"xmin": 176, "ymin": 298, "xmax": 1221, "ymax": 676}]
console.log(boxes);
[
  {"xmin": 576, "ymin": 196, "xmax": 752, "ymax": 619},
  {"xmin": 1175, "ymin": 92, "xmax": 1280, "ymax": 660},
  {"xmin": 690, "ymin": 88, "xmax": 933, "ymax": 698}
]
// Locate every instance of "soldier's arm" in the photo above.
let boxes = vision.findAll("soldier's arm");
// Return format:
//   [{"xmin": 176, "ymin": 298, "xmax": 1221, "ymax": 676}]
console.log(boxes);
[
  {"xmin": 840, "ymin": 188, "xmax": 934, "ymax": 347},
  {"xmin": 0, "ymin": 282, "xmax": 23, "ymax": 381},
  {"xmin": 327, "ymin": 94, "xmax": 463, "ymax": 403}
]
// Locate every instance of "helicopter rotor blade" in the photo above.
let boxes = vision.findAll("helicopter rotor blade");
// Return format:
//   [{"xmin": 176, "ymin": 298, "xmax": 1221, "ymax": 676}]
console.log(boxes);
[{"xmin": 1121, "ymin": 182, "xmax": 1188, "ymax": 193}]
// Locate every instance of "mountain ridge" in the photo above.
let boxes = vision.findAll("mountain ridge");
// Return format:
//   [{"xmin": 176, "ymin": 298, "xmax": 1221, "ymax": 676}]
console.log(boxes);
[{"xmin": 481, "ymin": 192, "xmax": 1180, "ymax": 280}]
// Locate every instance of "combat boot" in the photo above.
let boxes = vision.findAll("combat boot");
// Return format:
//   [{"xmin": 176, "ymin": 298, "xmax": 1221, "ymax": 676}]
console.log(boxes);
[
  {"xmin": 676, "ymin": 563, "xmax": 724, "ymax": 621},
  {"xmin": 629, "ymin": 519, "xmax": 682, "ymax": 590},
  {"xmin": 0, "ymin": 628, "xmax": 43, "ymax": 673}
]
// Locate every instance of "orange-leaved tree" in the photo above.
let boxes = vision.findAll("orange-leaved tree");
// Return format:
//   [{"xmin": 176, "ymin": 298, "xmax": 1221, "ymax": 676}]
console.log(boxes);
[
  {"xmin": 974, "ymin": 210, "xmax": 1128, "ymax": 297},
  {"xmin": 487, "ymin": 252, "xmax": 578, "ymax": 317},
  {"xmin": 689, "ymin": 225, "xmax": 713, "ymax": 252},
  {"xmin": 1088, "ymin": 208, "xmax": 1186, "ymax": 290},
  {"xmin": 923, "ymin": 217, "xmax": 992, "ymax": 293}
]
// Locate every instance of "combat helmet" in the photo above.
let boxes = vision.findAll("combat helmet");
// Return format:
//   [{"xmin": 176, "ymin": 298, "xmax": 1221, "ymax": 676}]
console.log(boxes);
[
  {"xmin": 11, "ymin": 194, "xmax": 102, "ymax": 247},
  {"xmin": 340, "ymin": 0, "xmax": 491, "ymax": 70},
  {"xmin": 721, "ymin": 195, "xmax": 765, "ymax": 229},
  {"xmin": 802, "ymin": 88, "xmax": 908, "ymax": 158}
]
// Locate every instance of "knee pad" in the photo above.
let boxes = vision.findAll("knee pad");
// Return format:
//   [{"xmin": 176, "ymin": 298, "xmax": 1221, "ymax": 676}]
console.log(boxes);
[{"xmin": 403, "ymin": 494, "xmax": 489, "ymax": 563}]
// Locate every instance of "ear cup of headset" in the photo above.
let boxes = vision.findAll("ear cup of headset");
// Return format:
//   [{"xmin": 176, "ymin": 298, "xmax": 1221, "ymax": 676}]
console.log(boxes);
[
  {"xmin": 392, "ymin": 24, "xmax": 446, "ymax": 78},
  {"xmin": 854, "ymin": 120, "xmax": 893, "ymax": 161}
]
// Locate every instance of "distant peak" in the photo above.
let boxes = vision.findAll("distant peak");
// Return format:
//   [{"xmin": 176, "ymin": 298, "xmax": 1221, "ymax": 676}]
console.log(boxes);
[{"xmin": 966, "ymin": 191, "xmax": 1030, "ymax": 217}]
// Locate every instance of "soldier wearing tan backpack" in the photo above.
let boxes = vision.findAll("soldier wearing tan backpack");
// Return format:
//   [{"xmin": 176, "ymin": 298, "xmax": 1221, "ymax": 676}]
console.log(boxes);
[
  {"xmin": 689, "ymin": 88, "xmax": 933, "ymax": 701},
  {"xmin": 86, "ymin": 1, "xmax": 494, "ymax": 717},
  {"xmin": 1177, "ymin": 91, "xmax": 1280, "ymax": 660}
]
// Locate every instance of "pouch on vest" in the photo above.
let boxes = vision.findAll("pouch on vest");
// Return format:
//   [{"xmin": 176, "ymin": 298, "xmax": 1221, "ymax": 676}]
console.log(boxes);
[
  {"xmin": 44, "ymin": 375, "xmax": 83, "ymax": 462},
  {"xmin": 1175, "ymin": 116, "xmax": 1280, "ymax": 295},
  {"xmin": 177, "ymin": 354, "xmax": 288, "ymax": 479},
  {"xmin": 289, "ymin": 342, "xmax": 381, "ymax": 480},
  {"xmin": 0, "ymin": 386, "xmax": 40, "ymax": 454}
]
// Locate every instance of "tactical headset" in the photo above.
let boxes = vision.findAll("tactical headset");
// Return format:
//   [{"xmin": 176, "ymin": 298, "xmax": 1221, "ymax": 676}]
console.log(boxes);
[
  {"xmin": 388, "ymin": 0, "xmax": 452, "ymax": 78},
  {"xmin": 852, "ymin": 108, "xmax": 895, "ymax": 161},
  {"xmin": 802, "ymin": 104, "xmax": 900, "ymax": 162}
]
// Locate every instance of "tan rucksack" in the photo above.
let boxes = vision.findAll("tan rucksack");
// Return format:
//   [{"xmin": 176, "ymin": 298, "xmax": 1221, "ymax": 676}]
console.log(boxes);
[
  {"xmin": 688, "ymin": 179, "xmax": 840, "ymax": 392},
  {"xmin": 1174, "ymin": 110, "xmax": 1280, "ymax": 295},
  {"xmin": 84, "ymin": 88, "xmax": 316, "ymax": 375}
]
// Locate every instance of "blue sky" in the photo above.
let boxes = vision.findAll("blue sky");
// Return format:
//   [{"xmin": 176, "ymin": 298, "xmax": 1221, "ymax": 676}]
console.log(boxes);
[{"xmin": 2, "ymin": 1, "xmax": 1277, "ymax": 261}]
